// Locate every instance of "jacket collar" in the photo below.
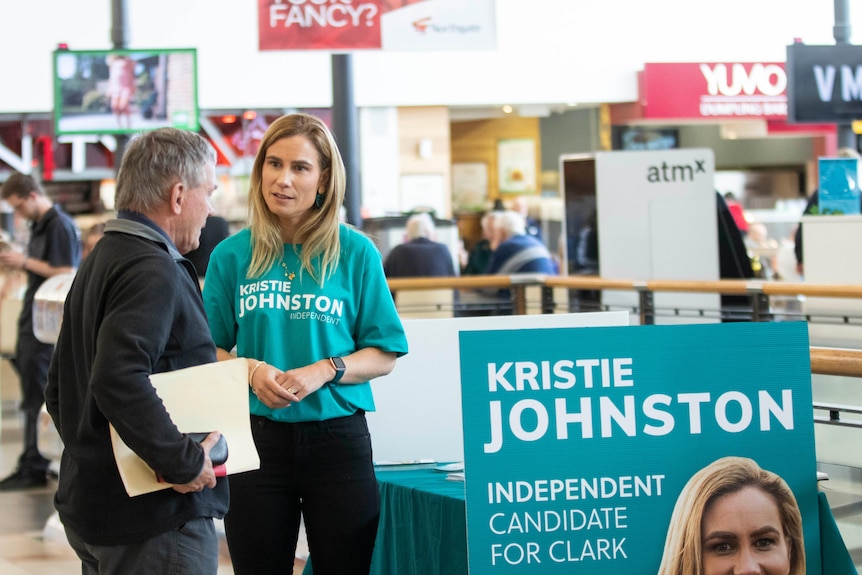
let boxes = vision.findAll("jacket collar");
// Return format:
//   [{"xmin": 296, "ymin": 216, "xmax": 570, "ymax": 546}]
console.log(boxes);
[{"xmin": 105, "ymin": 216, "xmax": 184, "ymax": 262}]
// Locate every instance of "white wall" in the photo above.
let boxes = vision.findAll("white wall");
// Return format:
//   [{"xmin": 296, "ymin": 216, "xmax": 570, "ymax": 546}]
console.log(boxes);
[{"xmin": 0, "ymin": 0, "xmax": 851, "ymax": 113}]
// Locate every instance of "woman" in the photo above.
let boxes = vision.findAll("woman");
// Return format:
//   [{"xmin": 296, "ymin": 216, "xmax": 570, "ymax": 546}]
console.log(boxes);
[
  {"xmin": 658, "ymin": 456, "xmax": 805, "ymax": 575},
  {"xmin": 203, "ymin": 113, "xmax": 408, "ymax": 575}
]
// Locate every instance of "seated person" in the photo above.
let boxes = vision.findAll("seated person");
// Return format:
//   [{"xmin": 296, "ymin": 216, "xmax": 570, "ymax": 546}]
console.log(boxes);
[
  {"xmin": 461, "ymin": 210, "xmax": 496, "ymax": 275},
  {"xmin": 486, "ymin": 210, "xmax": 557, "ymax": 276},
  {"xmin": 384, "ymin": 212, "xmax": 456, "ymax": 278},
  {"xmin": 509, "ymin": 195, "xmax": 543, "ymax": 242}
]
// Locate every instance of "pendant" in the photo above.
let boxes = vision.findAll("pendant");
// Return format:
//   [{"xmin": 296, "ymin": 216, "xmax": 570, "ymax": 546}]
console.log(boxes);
[{"xmin": 281, "ymin": 261, "xmax": 295, "ymax": 280}]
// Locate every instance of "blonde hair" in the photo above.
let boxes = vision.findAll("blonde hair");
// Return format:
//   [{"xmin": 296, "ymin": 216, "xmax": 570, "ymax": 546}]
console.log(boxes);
[
  {"xmin": 246, "ymin": 113, "xmax": 346, "ymax": 285},
  {"xmin": 657, "ymin": 456, "xmax": 805, "ymax": 575}
]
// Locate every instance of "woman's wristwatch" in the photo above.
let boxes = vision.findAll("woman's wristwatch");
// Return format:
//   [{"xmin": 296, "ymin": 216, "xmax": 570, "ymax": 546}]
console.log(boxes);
[{"xmin": 329, "ymin": 356, "xmax": 346, "ymax": 383}]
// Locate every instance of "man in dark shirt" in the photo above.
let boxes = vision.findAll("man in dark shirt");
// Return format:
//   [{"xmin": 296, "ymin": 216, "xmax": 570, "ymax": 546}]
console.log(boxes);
[
  {"xmin": 384, "ymin": 212, "xmax": 456, "ymax": 278},
  {"xmin": 45, "ymin": 128, "xmax": 228, "ymax": 573},
  {"xmin": 0, "ymin": 173, "xmax": 80, "ymax": 490}
]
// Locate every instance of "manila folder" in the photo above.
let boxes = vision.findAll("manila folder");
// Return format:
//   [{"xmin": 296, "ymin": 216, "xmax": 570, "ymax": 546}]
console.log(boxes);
[{"xmin": 110, "ymin": 357, "xmax": 260, "ymax": 497}]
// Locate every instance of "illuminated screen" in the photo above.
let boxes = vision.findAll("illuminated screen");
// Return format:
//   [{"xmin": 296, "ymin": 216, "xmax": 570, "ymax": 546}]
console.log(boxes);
[{"xmin": 53, "ymin": 48, "xmax": 199, "ymax": 136}]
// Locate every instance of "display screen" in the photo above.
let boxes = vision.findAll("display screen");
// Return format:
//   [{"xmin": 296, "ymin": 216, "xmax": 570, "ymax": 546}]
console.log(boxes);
[
  {"xmin": 612, "ymin": 126, "xmax": 679, "ymax": 151},
  {"xmin": 53, "ymin": 48, "xmax": 199, "ymax": 135}
]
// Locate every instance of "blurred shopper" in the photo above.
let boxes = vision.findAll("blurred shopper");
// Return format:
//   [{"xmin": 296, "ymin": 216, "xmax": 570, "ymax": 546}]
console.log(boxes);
[
  {"xmin": 487, "ymin": 210, "xmax": 556, "ymax": 276},
  {"xmin": 723, "ymin": 191, "xmax": 749, "ymax": 236},
  {"xmin": 185, "ymin": 214, "xmax": 231, "ymax": 279},
  {"xmin": 716, "ymin": 191, "xmax": 755, "ymax": 321},
  {"xmin": 510, "ymin": 195, "xmax": 543, "ymax": 242},
  {"xmin": 45, "ymin": 128, "xmax": 228, "ymax": 573},
  {"xmin": 107, "ymin": 54, "xmax": 136, "ymax": 130},
  {"xmin": 574, "ymin": 209, "xmax": 599, "ymax": 275},
  {"xmin": 384, "ymin": 212, "xmax": 455, "ymax": 278},
  {"xmin": 81, "ymin": 222, "xmax": 106, "ymax": 260},
  {"xmin": 203, "ymin": 113, "xmax": 408, "ymax": 575},
  {"xmin": 461, "ymin": 210, "xmax": 497, "ymax": 275},
  {"xmin": 0, "ymin": 173, "xmax": 80, "ymax": 490}
]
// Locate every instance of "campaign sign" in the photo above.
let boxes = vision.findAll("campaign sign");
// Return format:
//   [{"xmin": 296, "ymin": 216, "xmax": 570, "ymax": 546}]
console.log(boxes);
[
  {"xmin": 459, "ymin": 322, "xmax": 819, "ymax": 574},
  {"xmin": 819, "ymin": 157, "xmax": 861, "ymax": 215}
]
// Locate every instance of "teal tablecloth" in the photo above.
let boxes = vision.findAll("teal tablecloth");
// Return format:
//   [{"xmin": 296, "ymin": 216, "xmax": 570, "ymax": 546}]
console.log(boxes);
[{"xmin": 305, "ymin": 466, "xmax": 856, "ymax": 575}]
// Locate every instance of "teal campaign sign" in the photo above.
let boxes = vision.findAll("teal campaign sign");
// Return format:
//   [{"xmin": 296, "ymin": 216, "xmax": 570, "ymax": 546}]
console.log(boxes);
[{"xmin": 459, "ymin": 322, "xmax": 819, "ymax": 574}]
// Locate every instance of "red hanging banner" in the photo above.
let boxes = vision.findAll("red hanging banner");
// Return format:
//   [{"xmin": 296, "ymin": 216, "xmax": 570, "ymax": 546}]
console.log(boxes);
[
  {"xmin": 258, "ymin": 0, "xmax": 496, "ymax": 52},
  {"xmin": 258, "ymin": 0, "xmax": 385, "ymax": 51}
]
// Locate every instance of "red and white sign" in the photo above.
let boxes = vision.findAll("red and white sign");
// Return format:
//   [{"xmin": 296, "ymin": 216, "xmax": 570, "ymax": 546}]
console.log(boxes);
[
  {"xmin": 258, "ymin": 0, "xmax": 496, "ymax": 52},
  {"xmin": 641, "ymin": 62, "xmax": 788, "ymax": 120}
]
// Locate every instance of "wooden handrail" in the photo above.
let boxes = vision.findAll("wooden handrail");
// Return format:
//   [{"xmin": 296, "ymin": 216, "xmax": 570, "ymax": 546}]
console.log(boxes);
[
  {"xmin": 386, "ymin": 275, "xmax": 862, "ymax": 380},
  {"xmin": 810, "ymin": 347, "xmax": 862, "ymax": 378},
  {"xmin": 389, "ymin": 275, "xmax": 862, "ymax": 299}
]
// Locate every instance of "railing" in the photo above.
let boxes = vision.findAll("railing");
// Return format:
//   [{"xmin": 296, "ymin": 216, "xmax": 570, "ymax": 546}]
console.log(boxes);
[{"xmin": 388, "ymin": 275, "xmax": 862, "ymax": 429}]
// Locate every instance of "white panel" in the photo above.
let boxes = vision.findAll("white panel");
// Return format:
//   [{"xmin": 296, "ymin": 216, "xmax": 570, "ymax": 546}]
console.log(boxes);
[
  {"xmin": 368, "ymin": 311, "xmax": 629, "ymax": 463},
  {"xmin": 802, "ymin": 215, "xmax": 862, "ymax": 348},
  {"xmin": 595, "ymin": 149, "xmax": 719, "ymax": 323}
]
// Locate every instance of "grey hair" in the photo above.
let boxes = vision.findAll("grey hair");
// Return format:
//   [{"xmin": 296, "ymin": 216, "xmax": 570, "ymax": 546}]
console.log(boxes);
[
  {"xmin": 114, "ymin": 128, "xmax": 216, "ymax": 214},
  {"xmin": 497, "ymin": 210, "xmax": 527, "ymax": 238},
  {"xmin": 406, "ymin": 212, "xmax": 435, "ymax": 240}
]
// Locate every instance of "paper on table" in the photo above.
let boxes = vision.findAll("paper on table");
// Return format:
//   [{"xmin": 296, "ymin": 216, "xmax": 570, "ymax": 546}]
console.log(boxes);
[{"xmin": 110, "ymin": 357, "xmax": 260, "ymax": 497}]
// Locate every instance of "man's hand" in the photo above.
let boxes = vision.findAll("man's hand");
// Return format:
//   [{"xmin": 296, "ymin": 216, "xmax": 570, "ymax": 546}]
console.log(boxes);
[{"xmin": 171, "ymin": 431, "xmax": 221, "ymax": 494}]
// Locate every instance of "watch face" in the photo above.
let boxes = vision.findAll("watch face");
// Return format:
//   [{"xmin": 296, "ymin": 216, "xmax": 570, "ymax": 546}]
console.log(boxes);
[{"xmin": 332, "ymin": 356, "xmax": 346, "ymax": 371}]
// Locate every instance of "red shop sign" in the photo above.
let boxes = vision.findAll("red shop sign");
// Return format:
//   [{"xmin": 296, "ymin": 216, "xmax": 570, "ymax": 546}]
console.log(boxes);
[
  {"xmin": 641, "ymin": 62, "xmax": 788, "ymax": 120},
  {"xmin": 259, "ymin": 0, "xmax": 385, "ymax": 51}
]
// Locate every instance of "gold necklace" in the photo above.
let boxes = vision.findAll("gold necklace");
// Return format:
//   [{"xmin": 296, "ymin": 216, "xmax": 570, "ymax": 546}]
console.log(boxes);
[{"xmin": 280, "ymin": 261, "xmax": 296, "ymax": 280}]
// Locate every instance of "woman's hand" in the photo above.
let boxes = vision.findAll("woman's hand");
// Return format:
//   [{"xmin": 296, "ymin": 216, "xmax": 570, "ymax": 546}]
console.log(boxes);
[
  {"xmin": 275, "ymin": 360, "xmax": 334, "ymax": 402},
  {"xmin": 249, "ymin": 362, "xmax": 294, "ymax": 409}
]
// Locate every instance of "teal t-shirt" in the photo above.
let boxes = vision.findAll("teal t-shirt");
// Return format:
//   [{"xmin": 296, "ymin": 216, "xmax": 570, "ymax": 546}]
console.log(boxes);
[{"xmin": 203, "ymin": 225, "xmax": 408, "ymax": 422}]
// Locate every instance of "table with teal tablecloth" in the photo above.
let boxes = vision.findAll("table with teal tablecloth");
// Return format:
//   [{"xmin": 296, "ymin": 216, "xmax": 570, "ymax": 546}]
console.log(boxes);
[{"xmin": 305, "ymin": 465, "xmax": 856, "ymax": 575}]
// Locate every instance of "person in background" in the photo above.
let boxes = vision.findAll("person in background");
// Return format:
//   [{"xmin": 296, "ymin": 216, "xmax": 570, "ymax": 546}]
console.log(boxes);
[
  {"xmin": 45, "ymin": 128, "xmax": 228, "ymax": 573},
  {"xmin": 0, "ymin": 172, "xmax": 80, "ymax": 490},
  {"xmin": 106, "ymin": 54, "xmax": 136, "ymax": 130},
  {"xmin": 745, "ymin": 221, "xmax": 779, "ymax": 280},
  {"xmin": 794, "ymin": 146, "xmax": 861, "ymax": 276},
  {"xmin": 81, "ymin": 221, "xmax": 106, "ymax": 260},
  {"xmin": 509, "ymin": 195, "xmax": 543, "ymax": 242},
  {"xmin": 203, "ymin": 113, "xmax": 408, "ymax": 575},
  {"xmin": 658, "ymin": 456, "xmax": 804, "ymax": 575},
  {"xmin": 574, "ymin": 209, "xmax": 599, "ymax": 275},
  {"xmin": 723, "ymin": 191, "xmax": 749, "ymax": 236},
  {"xmin": 487, "ymin": 210, "xmax": 557, "ymax": 276},
  {"xmin": 184, "ymin": 214, "xmax": 230, "ymax": 279},
  {"xmin": 715, "ymin": 191, "xmax": 755, "ymax": 321},
  {"xmin": 461, "ymin": 210, "xmax": 497, "ymax": 275},
  {"xmin": 384, "ymin": 212, "xmax": 455, "ymax": 278}
]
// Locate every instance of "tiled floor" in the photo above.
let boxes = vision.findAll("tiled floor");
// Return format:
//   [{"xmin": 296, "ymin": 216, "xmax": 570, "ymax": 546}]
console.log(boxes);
[{"xmin": 0, "ymin": 406, "xmax": 306, "ymax": 575}]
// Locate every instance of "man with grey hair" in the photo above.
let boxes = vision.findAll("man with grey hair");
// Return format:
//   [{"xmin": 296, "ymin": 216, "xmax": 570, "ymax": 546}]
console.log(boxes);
[
  {"xmin": 487, "ymin": 210, "xmax": 557, "ymax": 276},
  {"xmin": 45, "ymin": 128, "xmax": 229, "ymax": 574},
  {"xmin": 384, "ymin": 212, "xmax": 456, "ymax": 278}
]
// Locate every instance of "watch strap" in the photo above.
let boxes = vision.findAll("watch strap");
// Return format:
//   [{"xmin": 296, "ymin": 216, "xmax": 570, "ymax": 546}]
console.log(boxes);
[{"xmin": 329, "ymin": 356, "xmax": 346, "ymax": 383}]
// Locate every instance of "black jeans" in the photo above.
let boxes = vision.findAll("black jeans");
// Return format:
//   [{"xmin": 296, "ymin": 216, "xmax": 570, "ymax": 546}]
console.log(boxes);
[{"xmin": 225, "ymin": 411, "xmax": 380, "ymax": 575}]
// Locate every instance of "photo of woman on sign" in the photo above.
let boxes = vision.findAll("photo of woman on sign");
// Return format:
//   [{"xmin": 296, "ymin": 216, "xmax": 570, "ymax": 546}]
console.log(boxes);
[{"xmin": 657, "ymin": 456, "xmax": 805, "ymax": 575}]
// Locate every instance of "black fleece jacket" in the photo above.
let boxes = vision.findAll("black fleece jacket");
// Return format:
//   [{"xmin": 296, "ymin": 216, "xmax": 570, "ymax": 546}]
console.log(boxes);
[{"xmin": 46, "ymin": 216, "xmax": 229, "ymax": 545}]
